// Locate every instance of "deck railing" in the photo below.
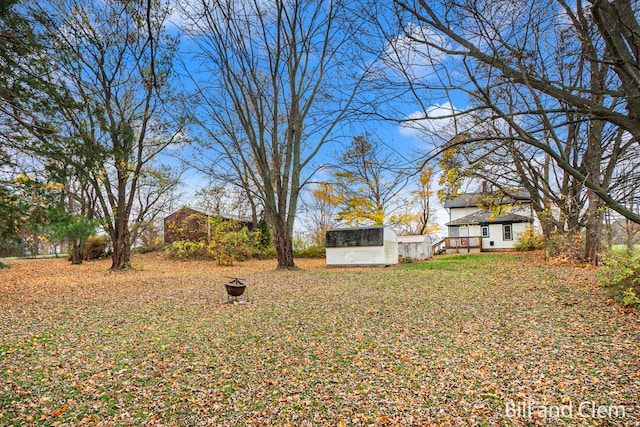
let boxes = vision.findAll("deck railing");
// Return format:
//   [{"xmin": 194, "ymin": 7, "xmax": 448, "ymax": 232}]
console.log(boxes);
[{"xmin": 443, "ymin": 236, "xmax": 482, "ymax": 253}]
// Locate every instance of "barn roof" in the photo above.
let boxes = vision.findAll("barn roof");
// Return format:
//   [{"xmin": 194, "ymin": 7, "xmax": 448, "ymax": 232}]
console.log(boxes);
[{"xmin": 164, "ymin": 206, "xmax": 252, "ymax": 223}]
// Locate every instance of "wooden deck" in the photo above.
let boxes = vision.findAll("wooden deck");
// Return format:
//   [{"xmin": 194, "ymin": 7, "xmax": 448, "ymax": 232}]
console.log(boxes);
[{"xmin": 432, "ymin": 236, "xmax": 482, "ymax": 254}]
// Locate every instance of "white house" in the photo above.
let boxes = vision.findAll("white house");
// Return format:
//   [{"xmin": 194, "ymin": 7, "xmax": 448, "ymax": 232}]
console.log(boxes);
[
  {"xmin": 441, "ymin": 190, "xmax": 534, "ymax": 253},
  {"xmin": 325, "ymin": 226, "xmax": 398, "ymax": 266}
]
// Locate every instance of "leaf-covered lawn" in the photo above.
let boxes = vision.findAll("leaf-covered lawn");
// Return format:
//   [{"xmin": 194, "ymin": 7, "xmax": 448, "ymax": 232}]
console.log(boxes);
[{"xmin": 1, "ymin": 253, "xmax": 639, "ymax": 426}]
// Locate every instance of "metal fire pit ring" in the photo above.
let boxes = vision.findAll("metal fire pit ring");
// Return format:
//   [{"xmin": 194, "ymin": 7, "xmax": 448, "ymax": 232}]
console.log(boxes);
[{"xmin": 224, "ymin": 276, "xmax": 248, "ymax": 303}]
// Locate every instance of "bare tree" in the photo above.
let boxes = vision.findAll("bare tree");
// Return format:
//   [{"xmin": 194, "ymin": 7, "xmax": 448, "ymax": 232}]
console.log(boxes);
[
  {"xmin": 43, "ymin": 0, "xmax": 188, "ymax": 269},
  {"xmin": 189, "ymin": 150, "xmax": 264, "ymax": 228},
  {"xmin": 301, "ymin": 183, "xmax": 338, "ymax": 247},
  {"xmin": 181, "ymin": 0, "xmax": 365, "ymax": 268},
  {"xmin": 129, "ymin": 164, "xmax": 183, "ymax": 247},
  {"xmin": 366, "ymin": 0, "xmax": 640, "ymax": 262},
  {"xmin": 387, "ymin": 0, "xmax": 640, "ymax": 230}
]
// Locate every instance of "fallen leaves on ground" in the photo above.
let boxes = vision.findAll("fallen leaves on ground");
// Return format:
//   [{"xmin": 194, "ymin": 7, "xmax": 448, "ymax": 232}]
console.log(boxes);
[{"xmin": 0, "ymin": 252, "xmax": 639, "ymax": 426}]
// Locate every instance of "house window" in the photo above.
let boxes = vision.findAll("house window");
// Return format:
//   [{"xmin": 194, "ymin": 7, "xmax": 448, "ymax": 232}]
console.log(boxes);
[
  {"xmin": 449, "ymin": 226, "xmax": 459, "ymax": 237},
  {"xmin": 481, "ymin": 225, "xmax": 489, "ymax": 238},
  {"xmin": 503, "ymin": 224, "xmax": 513, "ymax": 241}
]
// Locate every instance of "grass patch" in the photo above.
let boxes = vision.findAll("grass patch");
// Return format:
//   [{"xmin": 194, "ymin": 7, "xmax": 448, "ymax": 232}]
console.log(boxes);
[
  {"xmin": 0, "ymin": 253, "xmax": 68, "ymax": 262},
  {"xmin": 611, "ymin": 244, "xmax": 640, "ymax": 253},
  {"xmin": 402, "ymin": 252, "xmax": 520, "ymax": 271},
  {"xmin": 0, "ymin": 253, "xmax": 638, "ymax": 425}
]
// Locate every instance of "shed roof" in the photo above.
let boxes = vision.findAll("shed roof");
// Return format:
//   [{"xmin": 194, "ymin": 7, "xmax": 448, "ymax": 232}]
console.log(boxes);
[
  {"xmin": 327, "ymin": 225, "xmax": 384, "ymax": 231},
  {"xmin": 445, "ymin": 211, "xmax": 532, "ymax": 226},
  {"xmin": 398, "ymin": 234, "xmax": 433, "ymax": 244}
]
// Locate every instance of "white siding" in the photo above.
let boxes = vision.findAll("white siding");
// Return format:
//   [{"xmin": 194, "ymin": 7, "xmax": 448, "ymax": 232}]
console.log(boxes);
[
  {"xmin": 467, "ymin": 224, "xmax": 482, "ymax": 237},
  {"xmin": 326, "ymin": 246, "xmax": 388, "ymax": 265},
  {"xmin": 481, "ymin": 222, "xmax": 529, "ymax": 250},
  {"xmin": 383, "ymin": 228, "xmax": 399, "ymax": 264},
  {"xmin": 449, "ymin": 206, "xmax": 482, "ymax": 221},
  {"xmin": 513, "ymin": 222, "xmax": 530, "ymax": 244},
  {"xmin": 326, "ymin": 227, "xmax": 398, "ymax": 266}
]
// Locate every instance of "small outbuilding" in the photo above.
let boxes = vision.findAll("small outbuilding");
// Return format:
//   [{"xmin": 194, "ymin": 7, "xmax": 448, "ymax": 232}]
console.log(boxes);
[
  {"xmin": 163, "ymin": 206, "xmax": 254, "ymax": 244},
  {"xmin": 398, "ymin": 234, "xmax": 433, "ymax": 261},
  {"xmin": 325, "ymin": 226, "xmax": 398, "ymax": 267}
]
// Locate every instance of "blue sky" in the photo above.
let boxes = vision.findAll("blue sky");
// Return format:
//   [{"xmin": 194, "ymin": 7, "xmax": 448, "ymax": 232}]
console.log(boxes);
[{"xmin": 162, "ymin": 2, "xmax": 457, "ymax": 237}]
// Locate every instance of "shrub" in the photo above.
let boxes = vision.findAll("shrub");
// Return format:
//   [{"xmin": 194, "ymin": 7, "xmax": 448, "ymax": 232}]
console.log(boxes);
[
  {"xmin": 208, "ymin": 227, "xmax": 255, "ymax": 265},
  {"xmin": 622, "ymin": 288, "xmax": 640, "ymax": 307},
  {"xmin": 251, "ymin": 245, "xmax": 277, "ymax": 259},
  {"xmin": 166, "ymin": 218, "xmax": 262, "ymax": 265},
  {"xmin": 136, "ymin": 237, "xmax": 165, "ymax": 254},
  {"xmin": 256, "ymin": 218, "xmax": 271, "ymax": 248},
  {"xmin": 293, "ymin": 245, "xmax": 326, "ymax": 258},
  {"xmin": 0, "ymin": 239, "xmax": 26, "ymax": 258},
  {"xmin": 514, "ymin": 227, "xmax": 544, "ymax": 251},
  {"xmin": 84, "ymin": 235, "xmax": 110, "ymax": 260},
  {"xmin": 545, "ymin": 231, "xmax": 583, "ymax": 262},
  {"xmin": 399, "ymin": 255, "xmax": 413, "ymax": 264},
  {"xmin": 166, "ymin": 240, "xmax": 210, "ymax": 261},
  {"xmin": 597, "ymin": 250, "xmax": 640, "ymax": 308}
]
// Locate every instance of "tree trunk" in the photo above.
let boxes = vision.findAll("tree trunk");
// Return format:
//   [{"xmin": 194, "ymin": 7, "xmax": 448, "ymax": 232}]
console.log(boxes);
[
  {"xmin": 539, "ymin": 218, "xmax": 555, "ymax": 241},
  {"xmin": 604, "ymin": 209, "xmax": 613, "ymax": 251},
  {"xmin": 270, "ymin": 214, "xmax": 295, "ymax": 269},
  {"xmin": 71, "ymin": 240, "xmax": 82, "ymax": 265},
  {"xmin": 249, "ymin": 198, "xmax": 258, "ymax": 231},
  {"xmin": 584, "ymin": 191, "xmax": 603, "ymax": 264},
  {"xmin": 530, "ymin": 203, "xmax": 556, "ymax": 241},
  {"xmin": 79, "ymin": 238, "xmax": 87, "ymax": 261},
  {"xmin": 110, "ymin": 220, "xmax": 131, "ymax": 270},
  {"xmin": 626, "ymin": 218, "xmax": 636, "ymax": 251}
]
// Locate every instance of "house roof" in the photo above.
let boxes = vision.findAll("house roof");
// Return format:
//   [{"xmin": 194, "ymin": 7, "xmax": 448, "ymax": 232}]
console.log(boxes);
[
  {"xmin": 443, "ymin": 189, "xmax": 531, "ymax": 208},
  {"xmin": 445, "ymin": 211, "xmax": 532, "ymax": 226}
]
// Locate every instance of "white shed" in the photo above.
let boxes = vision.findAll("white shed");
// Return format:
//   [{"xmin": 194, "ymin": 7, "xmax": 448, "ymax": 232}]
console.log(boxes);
[
  {"xmin": 398, "ymin": 234, "xmax": 433, "ymax": 261},
  {"xmin": 325, "ymin": 226, "xmax": 398, "ymax": 266}
]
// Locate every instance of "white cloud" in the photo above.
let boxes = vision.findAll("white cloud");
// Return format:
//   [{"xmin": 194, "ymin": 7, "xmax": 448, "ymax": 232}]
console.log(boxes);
[
  {"xmin": 399, "ymin": 102, "xmax": 530, "ymax": 147},
  {"xmin": 383, "ymin": 24, "xmax": 450, "ymax": 80},
  {"xmin": 400, "ymin": 102, "xmax": 470, "ymax": 141},
  {"xmin": 166, "ymin": 3, "xmax": 191, "ymax": 30}
]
